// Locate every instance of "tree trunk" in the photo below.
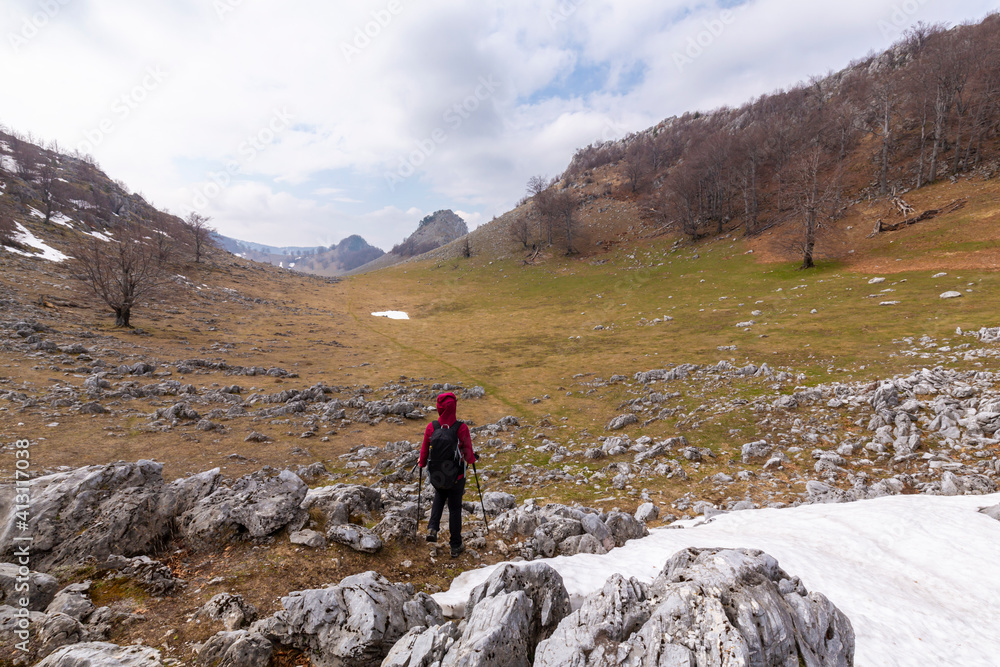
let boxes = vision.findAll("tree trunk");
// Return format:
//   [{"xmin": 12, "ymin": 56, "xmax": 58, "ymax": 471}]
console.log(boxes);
[
  {"xmin": 115, "ymin": 307, "xmax": 131, "ymax": 328},
  {"xmin": 802, "ymin": 209, "xmax": 816, "ymax": 269}
]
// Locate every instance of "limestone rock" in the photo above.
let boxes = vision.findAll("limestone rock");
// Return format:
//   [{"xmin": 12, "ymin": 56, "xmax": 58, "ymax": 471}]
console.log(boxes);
[
  {"xmin": 196, "ymin": 630, "xmax": 273, "ymax": 667},
  {"xmin": 252, "ymin": 571, "xmax": 441, "ymax": 667},
  {"xmin": 35, "ymin": 642, "xmax": 164, "ymax": 666},
  {"xmin": 198, "ymin": 593, "xmax": 258, "ymax": 631},
  {"xmin": 0, "ymin": 563, "xmax": 58, "ymax": 610},
  {"xmin": 535, "ymin": 547, "xmax": 854, "ymax": 667},
  {"xmin": 465, "ymin": 562, "xmax": 571, "ymax": 650},
  {"xmin": 442, "ymin": 591, "xmax": 533, "ymax": 667},
  {"xmin": 326, "ymin": 524, "xmax": 383, "ymax": 553},
  {"xmin": 179, "ymin": 468, "xmax": 307, "ymax": 550}
]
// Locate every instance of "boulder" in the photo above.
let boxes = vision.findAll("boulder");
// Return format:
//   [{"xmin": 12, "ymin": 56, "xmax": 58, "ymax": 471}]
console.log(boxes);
[
  {"xmin": 98, "ymin": 555, "xmax": 183, "ymax": 596},
  {"xmin": 534, "ymin": 547, "xmax": 854, "ymax": 667},
  {"xmin": 196, "ymin": 631, "xmax": 272, "ymax": 667},
  {"xmin": 290, "ymin": 529, "xmax": 327, "ymax": 548},
  {"xmin": 0, "ymin": 461, "xmax": 218, "ymax": 571},
  {"xmin": 580, "ymin": 513, "xmax": 615, "ymax": 552},
  {"xmin": 635, "ymin": 502, "xmax": 659, "ymax": 523},
  {"xmin": 741, "ymin": 440, "xmax": 773, "ymax": 463},
  {"xmin": 252, "ymin": 571, "xmax": 442, "ymax": 667},
  {"xmin": 35, "ymin": 642, "xmax": 163, "ymax": 666},
  {"xmin": 198, "ymin": 593, "xmax": 258, "ymax": 631},
  {"xmin": 604, "ymin": 511, "xmax": 649, "ymax": 547},
  {"xmin": 465, "ymin": 562, "xmax": 571, "ymax": 650},
  {"xmin": 302, "ymin": 484, "xmax": 383, "ymax": 526},
  {"xmin": 326, "ymin": 524, "xmax": 383, "ymax": 553},
  {"xmin": 442, "ymin": 591, "xmax": 533, "ymax": 667},
  {"xmin": 179, "ymin": 469, "xmax": 307, "ymax": 550},
  {"xmin": 46, "ymin": 583, "xmax": 94, "ymax": 621},
  {"xmin": 0, "ymin": 563, "xmax": 58, "ymax": 610},
  {"xmin": 382, "ymin": 622, "xmax": 461, "ymax": 667},
  {"xmin": 372, "ymin": 515, "xmax": 416, "ymax": 544},
  {"xmin": 480, "ymin": 492, "xmax": 516, "ymax": 514}
]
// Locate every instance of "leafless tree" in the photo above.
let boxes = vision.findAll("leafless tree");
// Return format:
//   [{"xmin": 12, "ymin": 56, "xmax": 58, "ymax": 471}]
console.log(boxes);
[
  {"xmin": 35, "ymin": 158, "xmax": 58, "ymax": 225},
  {"xmin": 789, "ymin": 140, "xmax": 843, "ymax": 269},
  {"xmin": 510, "ymin": 215, "xmax": 531, "ymax": 248},
  {"xmin": 623, "ymin": 136, "xmax": 650, "ymax": 193},
  {"xmin": 8, "ymin": 133, "xmax": 35, "ymax": 180},
  {"xmin": 70, "ymin": 218, "xmax": 173, "ymax": 327},
  {"xmin": 185, "ymin": 212, "xmax": 215, "ymax": 263}
]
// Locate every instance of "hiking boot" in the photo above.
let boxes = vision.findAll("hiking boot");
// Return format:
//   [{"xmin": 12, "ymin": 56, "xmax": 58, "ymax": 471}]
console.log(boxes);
[
  {"xmin": 450, "ymin": 543, "xmax": 465, "ymax": 558},
  {"xmin": 426, "ymin": 530, "xmax": 437, "ymax": 543}
]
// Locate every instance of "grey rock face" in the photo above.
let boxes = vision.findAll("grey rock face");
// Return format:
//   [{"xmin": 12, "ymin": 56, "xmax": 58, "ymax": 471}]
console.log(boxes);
[
  {"xmin": 0, "ymin": 563, "xmax": 59, "ymax": 610},
  {"xmin": 46, "ymin": 583, "xmax": 95, "ymax": 621},
  {"xmin": 604, "ymin": 511, "xmax": 649, "ymax": 547},
  {"xmin": 373, "ymin": 515, "xmax": 416, "ymax": 544},
  {"xmin": 465, "ymin": 562, "xmax": 571, "ymax": 652},
  {"xmin": 196, "ymin": 630, "xmax": 273, "ymax": 667},
  {"xmin": 303, "ymin": 484, "xmax": 384, "ymax": 526},
  {"xmin": 382, "ymin": 622, "xmax": 461, "ymax": 667},
  {"xmin": 635, "ymin": 502, "xmax": 659, "ymax": 523},
  {"xmin": 252, "ymin": 571, "xmax": 442, "ymax": 667},
  {"xmin": 180, "ymin": 468, "xmax": 307, "ymax": 550},
  {"xmin": 535, "ymin": 547, "xmax": 854, "ymax": 667},
  {"xmin": 442, "ymin": 591, "xmax": 533, "ymax": 667},
  {"xmin": 198, "ymin": 593, "xmax": 259, "ymax": 631},
  {"xmin": 35, "ymin": 642, "xmax": 164, "ymax": 666},
  {"xmin": 0, "ymin": 461, "xmax": 218, "ymax": 571}
]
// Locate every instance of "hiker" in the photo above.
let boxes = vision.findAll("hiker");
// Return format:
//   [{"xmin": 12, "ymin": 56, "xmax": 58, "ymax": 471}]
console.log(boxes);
[{"xmin": 418, "ymin": 391, "xmax": 477, "ymax": 557}]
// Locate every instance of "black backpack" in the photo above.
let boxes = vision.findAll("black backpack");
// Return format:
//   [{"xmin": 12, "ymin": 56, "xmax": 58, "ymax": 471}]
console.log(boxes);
[{"xmin": 427, "ymin": 420, "xmax": 465, "ymax": 490}]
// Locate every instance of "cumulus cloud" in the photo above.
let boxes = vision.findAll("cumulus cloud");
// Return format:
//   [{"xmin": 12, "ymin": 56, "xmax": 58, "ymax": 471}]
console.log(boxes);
[{"xmin": 2, "ymin": 0, "xmax": 998, "ymax": 248}]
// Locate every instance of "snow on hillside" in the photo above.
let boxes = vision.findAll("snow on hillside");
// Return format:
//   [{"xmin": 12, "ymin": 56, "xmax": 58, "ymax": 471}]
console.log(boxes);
[
  {"xmin": 3, "ymin": 222, "xmax": 70, "ymax": 262},
  {"xmin": 436, "ymin": 493, "xmax": 1000, "ymax": 667}
]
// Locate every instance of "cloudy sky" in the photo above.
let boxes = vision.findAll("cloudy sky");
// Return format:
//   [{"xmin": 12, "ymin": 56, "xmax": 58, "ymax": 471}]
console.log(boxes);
[{"xmin": 2, "ymin": 0, "xmax": 998, "ymax": 250}]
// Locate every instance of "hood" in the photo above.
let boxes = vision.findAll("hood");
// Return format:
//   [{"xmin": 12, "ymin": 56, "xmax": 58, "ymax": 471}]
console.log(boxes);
[{"xmin": 436, "ymin": 392, "xmax": 458, "ymax": 425}]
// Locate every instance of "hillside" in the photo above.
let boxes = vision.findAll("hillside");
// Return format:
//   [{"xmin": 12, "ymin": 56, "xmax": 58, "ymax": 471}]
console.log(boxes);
[
  {"xmin": 350, "ymin": 209, "xmax": 468, "ymax": 274},
  {"xmin": 2, "ymin": 16, "xmax": 1000, "ymax": 666}
]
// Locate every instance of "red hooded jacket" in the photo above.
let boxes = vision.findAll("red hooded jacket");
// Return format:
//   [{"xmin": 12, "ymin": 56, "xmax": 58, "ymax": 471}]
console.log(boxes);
[{"xmin": 419, "ymin": 392, "xmax": 475, "ymax": 478}]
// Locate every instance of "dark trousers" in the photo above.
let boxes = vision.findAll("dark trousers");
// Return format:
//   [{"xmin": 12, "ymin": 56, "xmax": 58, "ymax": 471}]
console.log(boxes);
[{"xmin": 428, "ymin": 478, "xmax": 465, "ymax": 547}]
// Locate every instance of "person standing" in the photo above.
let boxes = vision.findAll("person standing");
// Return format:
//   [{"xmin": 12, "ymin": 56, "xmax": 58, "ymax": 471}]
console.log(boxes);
[{"xmin": 419, "ymin": 392, "xmax": 476, "ymax": 557}]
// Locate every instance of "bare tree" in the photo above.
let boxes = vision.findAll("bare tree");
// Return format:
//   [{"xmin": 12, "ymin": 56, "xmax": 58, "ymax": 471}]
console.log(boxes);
[
  {"xmin": 70, "ymin": 219, "xmax": 173, "ymax": 327},
  {"xmin": 536, "ymin": 188, "xmax": 578, "ymax": 254},
  {"xmin": 623, "ymin": 136, "xmax": 650, "ymax": 193},
  {"xmin": 35, "ymin": 158, "xmax": 58, "ymax": 225},
  {"xmin": 525, "ymin": 174, "xmax": 549, "ymax": 198},
  {"xmin": 185, "ymin": 212, "xmax": 215, "ymax": 263},
  {"xmin": 8, "ymin": 133, "xmax": 35, "ymax": 180},
  {"xmin": 790, "ymin": 141, "xmax": 842, "ymax": 269},
  {"xmin": 510, "ymin": 215, "xmax": 531, "ymax": 248}
]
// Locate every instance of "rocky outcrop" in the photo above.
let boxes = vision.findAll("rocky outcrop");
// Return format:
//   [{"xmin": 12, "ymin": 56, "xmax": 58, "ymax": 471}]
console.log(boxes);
[
  {"xmin": 196, "ymin": 630, "xmax": 273, "ymax": 667},
  {"xmin": 0, "ymin": 461, "xmax": 220, "ymax": 571},
  {"xmin": 34, "ymin": 642, "xmax": 163, "ymax": 666},
  {"xmin": 491, "ymin": 502, "xmax": 647, "ymax": 560},
  {"xmin": 534, "ymin": 547, "xmax": 855, "ymax": 667},
  {"xmin": 384, "ymin": 562, "xmax": 570, "ymax": 667},
  {"xmin": 197, "ymin": 593, "xmax": 259, "ymax": 631},
  {"xmin": 251, "ymin": 571, "xmax": 442, "ymax": 667},
  {"xmin": 0, "ymin": 563, "xmax": 58, "ymax": 610},
  {"xmin": 981, "ymin": 503, "xmax": 1000, "ymax": 521},
  {"xmin": 179, "ymin": 468, "xmax": 307, "ymax": 550}
]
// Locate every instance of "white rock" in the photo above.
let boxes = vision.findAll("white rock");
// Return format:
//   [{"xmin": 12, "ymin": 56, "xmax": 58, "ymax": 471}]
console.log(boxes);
[{"xmin": 940, "ymin": 291, "xmax": 963, "ymax": 299}]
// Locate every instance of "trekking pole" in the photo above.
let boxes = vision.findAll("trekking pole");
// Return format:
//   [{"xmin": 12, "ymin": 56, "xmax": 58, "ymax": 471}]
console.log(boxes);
[
  {"xmin": 471, "ymin": 460, "xmax": 489, "ymax": 535},
  {"xmin": 414, "ymin": 464, "xmax": 422, "ymax": 541}
]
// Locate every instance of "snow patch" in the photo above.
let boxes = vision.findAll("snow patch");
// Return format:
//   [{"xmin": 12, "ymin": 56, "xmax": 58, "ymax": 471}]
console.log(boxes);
[
  {"xmin": 436, "ymin": 492, "xmax": 1000, "ymax": 667},
  {"xmin": 372, "ymin": 311, "xmax": 409, "ymax": 320},
  {"xmin": 6, "ymin": 223, "xmax": 70, "ymax": 262}
]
